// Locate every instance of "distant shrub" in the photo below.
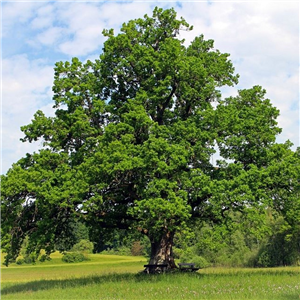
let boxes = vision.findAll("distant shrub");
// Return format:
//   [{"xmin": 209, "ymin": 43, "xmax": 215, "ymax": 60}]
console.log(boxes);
[
  {"xmin": 180, "ymin": 255, "xmax": 210, "ymax": 269},
  {"xmin": 16, "ymin": 258, "xmax": 25, "ymax": 265},
  {"xmin": 101, "ymin": 246, "xmax": 131, "ymax": 256},
  {"xmin": 39, "ymin": 254, "xmax": 51, "ymax": 262},
  {"xmin": 172, "ymin": 247, "xmax": 183, "ymax": 259},
  {"xmin": 71, "ymin": 239, "xmax": 94, "ymax": 254},
  {"xmin": 179, "ymin": 248, "xmax": 194, "ymax": 263},
  {"xmin": 256, "ymin": 250, "xmax": 272, "ymax": 267},
  {"xmin": 62, "ymin": 252, "xmax": 89, "ymax": 263},
  {"xmin": 191, "ymin": 256, "xmax": 210, "ymax": 268},
  {"xmin": 180, "ymin": 248, "xmax": 210, "ymax": 268},
  {"xmin": 24, "ymin": 253, "xmax": 37, "ymax": 264},
  {"xmin": 252, "ymin": 231, "xmax": 300, "ymax": 267}
]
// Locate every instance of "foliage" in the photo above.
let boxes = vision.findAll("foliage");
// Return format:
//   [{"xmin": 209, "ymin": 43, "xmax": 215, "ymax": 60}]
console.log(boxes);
[
  {"xmin": 23, "ymin": 253, "xmax": 37, "ymax": 264},
  {"xmin": 13, "ymin": 253, "xmax": 38, "ymax": 266},
  {"xmin": 15, "ymin": 258, "xmax": 25, "ymax": 265},
  {"xmin": 61, "ymin": 239, "xmax": 93, "ymax": 263},
  {"xmin": 1, "ymin": 6, "xmax": 299, "ymax": 267},
  {"xmin": 179, "ymin": 248, "xmax": 210, "ymax": 268},
  {"xmin": 55, "ymin": 221, "xmax": 90, "ymax": 252},
  {"xmin": 176, "ymin": 208, "xmax": 300, "ymax": 268},
  {"xmin": 71, "ymin": 239, "xmax": 94, "ymax": 254},
  {"xmin": 253, "ymin": 215, "xmax": 300, "ymax": 267},
  {"xmin": 39, "ymin": 254, "xmax": 52, "ymax": 262},
  {"xmin": 93, "ymin": 229, "xmax": 150, "ymax": 257},
  {"xmin": 61, "ymin": 252, "xmax": 89, "ymax": 263},
  {"xmin": 13, "ymin": 253, "xmax": 50, "ymax": 266},
  {"xmin": 101, "ymin": 246, "xmax": 132, "ymax": 256}
]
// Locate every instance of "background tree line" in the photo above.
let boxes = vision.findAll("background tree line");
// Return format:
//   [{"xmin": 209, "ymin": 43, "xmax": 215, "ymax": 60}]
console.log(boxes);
[{"xmin": 43, "ymin": 204, "xmax": 299, "ymax": 268}]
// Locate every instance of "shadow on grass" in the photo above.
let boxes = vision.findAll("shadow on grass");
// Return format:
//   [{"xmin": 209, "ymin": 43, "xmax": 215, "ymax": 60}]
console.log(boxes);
[
  {"xmin": 2, "ymin": 269, "xmax": 299, "ymax": 300},
  {"xmin": 1, "ymin": 271, "xmax": 199, "ymax": 295}
]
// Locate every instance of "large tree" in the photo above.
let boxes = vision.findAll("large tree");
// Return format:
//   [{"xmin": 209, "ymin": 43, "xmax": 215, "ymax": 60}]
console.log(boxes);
[{"xmin": 1, "ymin": 7, "xmax": 299, "ymax": 269}]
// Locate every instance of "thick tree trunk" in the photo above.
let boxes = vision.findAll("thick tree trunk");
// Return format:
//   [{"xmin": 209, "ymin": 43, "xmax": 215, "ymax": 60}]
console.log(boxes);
[{"xmin": 147, "ymin": 230, "xmax": 177, "ymax": 271}]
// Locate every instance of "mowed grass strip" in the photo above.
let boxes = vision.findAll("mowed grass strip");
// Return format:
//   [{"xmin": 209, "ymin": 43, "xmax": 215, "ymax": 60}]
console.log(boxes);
[{"xmin": 1, "ymin": 253, "xmax": 299, "ymax": 300}]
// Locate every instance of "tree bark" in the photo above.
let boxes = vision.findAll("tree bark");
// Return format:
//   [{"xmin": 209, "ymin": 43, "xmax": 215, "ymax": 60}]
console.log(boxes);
[{"xmin": 147, "ymin": 230, "xmax": 177, "ymax": 271}]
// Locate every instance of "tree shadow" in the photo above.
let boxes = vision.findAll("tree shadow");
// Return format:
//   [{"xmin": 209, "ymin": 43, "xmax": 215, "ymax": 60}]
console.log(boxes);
[
  {"xmin": 1, "ymin": 273, "xmax": 131, "ymax": 295},
  {"xmin": 2, "ymin": 271, "xmax": 202, "ymax": 295},
  {"xmin": 2, "ymin": 270, "xmax": 299, "ymax": 300}
]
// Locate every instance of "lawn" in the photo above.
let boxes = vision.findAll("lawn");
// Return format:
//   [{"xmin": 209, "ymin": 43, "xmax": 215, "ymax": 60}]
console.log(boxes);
[{"xmin": 1, "ymin": 252, "xmax": 299, "ymax": 300}]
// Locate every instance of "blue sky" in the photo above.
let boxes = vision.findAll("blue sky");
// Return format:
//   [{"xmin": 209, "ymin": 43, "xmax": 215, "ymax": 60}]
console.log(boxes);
[{"xmin": 1, "ymin": 1, "xmax": 299, "ymax": 174}]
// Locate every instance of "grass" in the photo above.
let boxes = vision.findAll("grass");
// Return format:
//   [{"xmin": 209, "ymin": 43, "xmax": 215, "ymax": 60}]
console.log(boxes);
[{"xmin": 1, "ymin": 252, "xmax": 299, "ymax": 300}]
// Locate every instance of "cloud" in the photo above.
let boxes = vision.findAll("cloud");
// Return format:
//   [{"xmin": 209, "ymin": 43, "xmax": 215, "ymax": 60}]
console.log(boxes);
[
  {"xmin": 30, "ymin": 4, "xmax": 55, "ymax": 30},
  {"xmin": 36, "ymin": 27, "xmax": 65, "ymax": 46},
  {"xmin": 2, "ymin": 2, "xmax": 43, "ymax": 38},
  {"xmin": 177, "ymin": 1, "xmax": 299, "ymax": 147},
  {"xmin": 1, "ymin": 2, "xmax": 299, "ymax": 174},
  {"xmin": 56, "ymin": 2, "xmax": 155, "ymax": 57},
  {"xmin": 2, "ymin": 55, "xmax": 53, "ymax": 109},
  {"xmin": 2, "ymin": 55, "xmax": 55, "ymax": 173},
  {"xmin": 264, "ymin": 72, "xmax": 299, "ymax": 145}
]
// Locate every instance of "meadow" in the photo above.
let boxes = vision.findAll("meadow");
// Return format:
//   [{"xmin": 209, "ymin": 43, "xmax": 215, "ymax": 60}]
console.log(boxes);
[{"xmin": 1, "ymin": 252, "xmax": 299, "ymax": 300}]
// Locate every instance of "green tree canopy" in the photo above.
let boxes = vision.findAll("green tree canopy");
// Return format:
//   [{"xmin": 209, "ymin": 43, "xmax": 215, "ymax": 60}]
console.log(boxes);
[{"xmin": 1, "ymin": 7, "xmax": 299, "ymax": 269}]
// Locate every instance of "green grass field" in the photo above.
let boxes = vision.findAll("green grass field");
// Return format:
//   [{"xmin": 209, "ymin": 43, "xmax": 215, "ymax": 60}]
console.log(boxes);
[{"xmin": 1, "ymin": 252, "xmax": 299, "ymax": 300}]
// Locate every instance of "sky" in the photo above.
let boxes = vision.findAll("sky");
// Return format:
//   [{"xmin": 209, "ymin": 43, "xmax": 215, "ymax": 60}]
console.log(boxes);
[{"xmin": 1, "ymin": 0, "xmax": 299, "ymax": 174}]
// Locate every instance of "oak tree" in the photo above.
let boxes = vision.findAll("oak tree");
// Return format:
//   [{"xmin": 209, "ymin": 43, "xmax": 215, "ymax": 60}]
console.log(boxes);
[{"xmin": 1, "ymin": 7, "xmax": 299, "ymax": 269}]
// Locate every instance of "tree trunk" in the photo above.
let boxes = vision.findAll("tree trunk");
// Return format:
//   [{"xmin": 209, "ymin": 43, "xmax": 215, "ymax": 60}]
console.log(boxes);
[{"xmin": 147, "ymin": 230, "xmax": 177, "ymax": 271}]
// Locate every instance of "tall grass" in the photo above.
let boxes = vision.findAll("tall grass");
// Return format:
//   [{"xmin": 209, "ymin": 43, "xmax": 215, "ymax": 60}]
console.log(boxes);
[{"xmin": 1, "ymin": 253, "xmax": 299, "ymax": 300}]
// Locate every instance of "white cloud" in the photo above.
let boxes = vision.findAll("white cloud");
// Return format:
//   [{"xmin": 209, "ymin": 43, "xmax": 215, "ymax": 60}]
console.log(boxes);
[
  {"xmin": 178, "ymin": 1, "xmax": 299, "ymax": 148},
  {"xmin": 30, "ymin": 4, "xmax": 56, "ymax": 30},
  {"xmin": 264, "ymin": 72, "xmax": 299, "ymax": 145},
  {"xmin": 36, "ymin": 27, "xmax": 65, "ymax": 46},
  {"xmin": 53, "ymin": 3, "xmax": 105, "ymax": 56},
  {"xmin": 2, "ymin": 55, "xmax": 55, "ymax": 173},
  {"xmin": 56, "ymin": 2, "xmax": 154, "ymax": 56},
  {"xmin": 59, "ymin": 25, "xmax": 104, "ymax": 57},
  {"xmin": 2, "ymin": 2, "xmax": 43, "ymax": 38},
  {"xmin": 1, "ymin": 2, "xmax": 299, "ymax": 174},
  {"xmin": 96, "ymin": 2, "xmax": 154, "ymax": 30},
  {"xmin": 2, "ymin": 55, "xmax": 53, "ymax": 108}
]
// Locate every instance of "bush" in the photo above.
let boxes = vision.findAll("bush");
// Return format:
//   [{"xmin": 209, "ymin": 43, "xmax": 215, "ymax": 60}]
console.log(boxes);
[
  {"xmin": 179, "ymin": 247, "xmax": 194, "ymax": 262},
  {"xmin": 24, "ymin": 253, "xmax": 36, "ymax": 264},
  {"xmin": 191, "ymin": 256, "xmax": 210, "ymax": 268},
  {"xmin": 256, "ymin": 250, "xmax": 272, "ymax": 267},
  {"xmin": 16, "ymin": 258, "xmax": 25, "ymax": 265},
  {"xmin": 180, "ymin": 248, "xmax": 210, "ymax": 268},
  {"xmin": 39, "ymin": 254, "xmax": 51, "ymax": 262},
  {"xmin": 71, "ymin": 239, "xmax": 94, "ymax": 254},
  {"xmin": 62, "ymin": 252, "xmax": 89, "ymax": 263},
  {"xmin": 172, "ymin": 247, "xmax": 183, "ymax": 259},
  {"xmin": 252, "ymin": 230, "xmax": 300, "ymax": 267},
  {"xmin": 180, "ymin": 255, "xmax": 210, "ymax": 269},
  {"xmin": 16, "ymin": 253, "xmax": 41, "ymax": 265},
  {"xmin": 101, "ymin": 246, "xmax": 131, "ymax": 256}
]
